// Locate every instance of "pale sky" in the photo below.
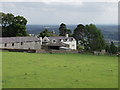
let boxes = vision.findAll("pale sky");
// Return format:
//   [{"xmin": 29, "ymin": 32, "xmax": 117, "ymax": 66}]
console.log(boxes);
[{"xmin": 0, "ymin": 0, "xmax": 118, "ymax": 25}]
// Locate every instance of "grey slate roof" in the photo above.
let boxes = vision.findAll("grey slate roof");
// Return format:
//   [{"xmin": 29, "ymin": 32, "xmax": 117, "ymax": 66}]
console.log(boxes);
[
  {"xmin": 0, "ymin": 36, "xmax": 38, "ymax": 44},
  {"xmin": 48, "ymin": 42, "xmax": 69, "ymax": 47},
  {"xmin": 47, "ymin": 36, "xmax": 74, "ymax": 42}
]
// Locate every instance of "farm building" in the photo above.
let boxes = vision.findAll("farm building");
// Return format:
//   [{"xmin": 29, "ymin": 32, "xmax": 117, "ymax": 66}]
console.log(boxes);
[
  {"xmin": 42, "ymin": 34, "xmax": 77, "ymax": 50},
  {"xmin": 0, "ymin": 34, "xmax": 77, "ymax": 52},
  {"xmin": 0, "ymin": 36, "xmax": 42, "ymax": 50}
]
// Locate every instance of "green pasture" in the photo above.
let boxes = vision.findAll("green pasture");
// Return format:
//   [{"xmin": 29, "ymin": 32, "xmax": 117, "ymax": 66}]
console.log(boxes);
[{"xmin": 2, "ymin": 52, "xmax": 118, "ymax": 88}]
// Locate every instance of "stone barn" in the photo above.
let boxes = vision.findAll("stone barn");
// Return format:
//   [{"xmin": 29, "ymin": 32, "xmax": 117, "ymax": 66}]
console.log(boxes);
[{"xmin": 0, "ymin": 36, "xmax": 42, "ymax": 50}]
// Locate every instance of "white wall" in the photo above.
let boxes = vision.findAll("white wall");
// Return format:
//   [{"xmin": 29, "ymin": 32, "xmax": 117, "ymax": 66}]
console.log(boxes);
[
  {"xmin": 42, "ymin": 37, "xmax": 77, "ymax": 50},
  {"xmin": 63, "ymin": 40, "xmax": 77, "ymax": 50},
  {"xmin": 42, "ymin": 37, "xmax": 49, "ymax": 42}
]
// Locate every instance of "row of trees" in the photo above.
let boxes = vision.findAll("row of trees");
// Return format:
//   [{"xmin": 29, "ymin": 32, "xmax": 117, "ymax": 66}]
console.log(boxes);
[
  {"xmin": 59, "ymin": 23, "xmax": 105, "ymax": 52},
  {"xmin": 0, "ymin": 12, "xmax": 28, "ymax": 37}
]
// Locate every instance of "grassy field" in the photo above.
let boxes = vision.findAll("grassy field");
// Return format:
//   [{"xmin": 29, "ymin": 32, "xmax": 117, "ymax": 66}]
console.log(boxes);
[{"xmin": 2, "ymin": 52, "xmax": 118, "ymax": 88}]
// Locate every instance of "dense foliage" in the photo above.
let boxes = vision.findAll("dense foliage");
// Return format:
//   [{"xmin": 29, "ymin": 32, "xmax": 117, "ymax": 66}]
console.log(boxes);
[
  {"xmin": 38, "ymin": 29, "xmax": 53, "ymax": 38},
  {"xmin": 85, "ymin": 24, "xmax": 105, "ymax": 51},
  {"xmin": 73, "ymin": 24, "xmax": 85, "ymax": 42},
  {"xmin": 0, "ymin": 12, "xmax": 28, "ymax": 37},
  {"xmin": 59, "ymin": 23, "xmax": 72, "ymax": 36},
  {"xmin": 105, "ymin": 41, "xmax": 118, "ymax": 54},
  {"xmin": 73, "ymin": 24, "xmax": 105, "ymax": 51}
]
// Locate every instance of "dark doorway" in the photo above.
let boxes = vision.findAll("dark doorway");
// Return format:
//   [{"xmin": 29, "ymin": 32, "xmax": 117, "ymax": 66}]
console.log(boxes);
[{"xmin": 48, "ymin": 46, "xmax": 60, "ymax": 50}]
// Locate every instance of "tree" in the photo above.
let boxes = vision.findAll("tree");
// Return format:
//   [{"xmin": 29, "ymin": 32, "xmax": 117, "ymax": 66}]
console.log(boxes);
[
  {"xmin": 0, "ymin": 12, "xmax": 14, "ymax": 37},
  {"xmin": 0, "ymin": 12, "xmax": 28, "ymax": 37},
  {"xmin": 73, "ymin": 24, "xmax": 105, "ymax": 51},
  {"xmin": 105, "ymin": 42, "xmax": 118, "ymax": 54},
  {"xmin": 73, "ymin": 24, "xmax": 85, "ymax": 43},
  {"xmin": 118, "ymin": 46, "xmax": 120, "ymax": 52},
  {"xmin": 85, "ymin": 24, "xmax": 105, "ymax": 51},
  {"xmin": 59, "ymin": 23, "xmax": 72, "ymax": 36},
  {"xmin": 105, "ymin": 44, "xmax": 111, "ymax": 53},
  {"xmin": 109, "ymin": 41, "xmax": 118, "ymax": 54},
  {"xmin": 38, "ymin": 29, "xmax": 53, "ymax": 38}
]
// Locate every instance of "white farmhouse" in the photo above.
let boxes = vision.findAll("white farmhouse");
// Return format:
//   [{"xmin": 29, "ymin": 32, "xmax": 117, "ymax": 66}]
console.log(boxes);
[{"xmin": 42, "ymin": 34, "xmax": 76, "ymax": 50}]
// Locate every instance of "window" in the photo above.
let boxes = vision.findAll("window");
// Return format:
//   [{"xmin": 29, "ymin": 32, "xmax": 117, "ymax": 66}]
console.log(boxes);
[
  {"xmin": 21, "ymin": 42, "xmax": 23, "ymax": 45},
  {"xmin": 53, "ymin": 40, "xmax": 56, "ymax": 42},
  {"xmin": 12, "ymin": 43, "xmax": 14, "ymax": 46},
  {"xmin": 35, "ymin": 41, "xmax": 37, "ymax": 44},
  {"xmin": 65, "ymin": 39, "xmax": 68, "ymax": 41},
  {"xmin": 52, "ymin": 40, "xmax": 56, "ymax": 43},
  {"xmin": 4, "ymin": 43, "xmax": 7, "ymax": 47}
]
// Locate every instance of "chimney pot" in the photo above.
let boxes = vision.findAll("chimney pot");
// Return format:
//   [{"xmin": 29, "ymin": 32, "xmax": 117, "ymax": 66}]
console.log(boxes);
[{"xmin": 66, "ymin": 34, "xmax": 68, "ymax": 37}]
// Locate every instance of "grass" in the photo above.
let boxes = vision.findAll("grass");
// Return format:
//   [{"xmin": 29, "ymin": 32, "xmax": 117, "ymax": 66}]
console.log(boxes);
[{"xmin": 2, "ymin": 52, "xmax": 118, "ymax": 88}]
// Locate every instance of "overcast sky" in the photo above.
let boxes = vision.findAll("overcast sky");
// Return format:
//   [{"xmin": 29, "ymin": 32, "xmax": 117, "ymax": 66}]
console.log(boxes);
[{"xmin": 1, "ymin": 1, "xmax": 118, "ymax": 25}]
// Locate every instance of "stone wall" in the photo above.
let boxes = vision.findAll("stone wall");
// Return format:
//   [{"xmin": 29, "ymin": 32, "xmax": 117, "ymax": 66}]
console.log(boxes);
[
  {"xmin": 36, "ymin": 49, "xmax": 49, "ymax": 53},
  {"xmin": 36, "ymin": 49, "xmax": 78, "ymax": 54},
  {"xmin": 50, "ymin": 50, "xmax": 78, "ymax": 54},
  {"xmin": 1, "ymin": 48, "xmax": 36, "ymax": 53}
]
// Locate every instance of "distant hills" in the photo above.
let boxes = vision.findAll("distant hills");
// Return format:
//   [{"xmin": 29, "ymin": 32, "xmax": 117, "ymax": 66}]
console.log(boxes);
[{"xmin": 26, "ymin": 24, "xmax": 118, "ymax": 41}]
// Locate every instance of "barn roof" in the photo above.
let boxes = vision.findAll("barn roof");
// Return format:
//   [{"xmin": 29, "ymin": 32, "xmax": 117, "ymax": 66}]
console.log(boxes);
[
  {"xmin": 0, "ymin": 36, "xmax": 38, "ymax": 44},
  {"xmin": 47, "ymin": 42, "xmax": 69, "ymax": 47},
  {"xmin": 47, "ymin": 36, "xmax": 74, "ymax": 42}
]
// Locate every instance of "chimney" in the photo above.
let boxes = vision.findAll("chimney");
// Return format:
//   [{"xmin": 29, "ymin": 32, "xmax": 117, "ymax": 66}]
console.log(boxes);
[
  {"xmin": 65, "ymin": 34, "xmax": 68, "ymax": 37},
  {"xmin": 39, "ymin": 37, "xmax": 42, "ymax": 45}
]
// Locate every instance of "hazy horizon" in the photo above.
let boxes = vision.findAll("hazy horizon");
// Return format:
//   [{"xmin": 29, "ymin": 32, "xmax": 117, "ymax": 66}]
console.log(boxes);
[{"xmin": 26, "ymin": 24, "xmax": 118, "ymax": 26}]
